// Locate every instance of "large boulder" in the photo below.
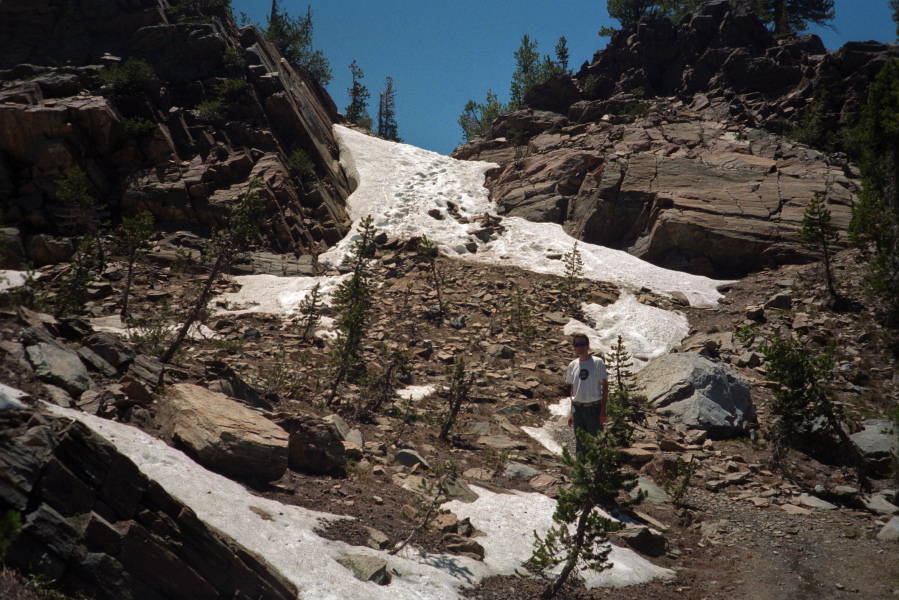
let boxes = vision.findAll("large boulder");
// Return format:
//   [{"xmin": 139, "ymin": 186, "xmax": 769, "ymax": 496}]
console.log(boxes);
[
  {"xmin": 851, "ymin": 419, "xmax": 899, "ymax": 476},
  {"xmin": 278, "ymin": 414, "xmax": 345, "ymax": 475},
  {"xmin": 636, "ymin": 352, "xmax": 754, "ymax": 438},
  {"xmin": 155, "ymin": 384, "xmax": 288, "ymax": 482}
]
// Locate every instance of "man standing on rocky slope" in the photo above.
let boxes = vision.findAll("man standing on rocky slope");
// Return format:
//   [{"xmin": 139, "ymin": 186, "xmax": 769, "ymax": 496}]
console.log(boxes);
[{"xmin": 565, "ymin": 333, "xmax": 609, "ymax": 458}]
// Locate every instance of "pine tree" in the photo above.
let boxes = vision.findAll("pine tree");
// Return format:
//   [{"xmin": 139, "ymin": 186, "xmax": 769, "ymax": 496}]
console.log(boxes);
[
  {"xmin": 160, "ymin": 179, "xmax": 267, "ymax": 363},
  {"xmin": 295, "ymin": 282, "xmax": 322, "ymax": 342},
  {"xmin": 736, "ymin": 327, "xmax": 870, "ymax": 490},
  {"xmin": 326, "ymin": 215, "xmax": 377, "ymax": 405},
  {"xmin": 555, "ymin": 36, "xmax": 570, "ymax": 74},
  {"xmin": 800, "ymin": 192, "xmax": 840, "ymax": 303},
  {"xmin": 848, "ymin": 58, "xmax": 899, "ymax": 323},
  {"xmin": 510, "ymin": 34, "xmax": 544, "ymax": 108},
  {"xmin": 458, "ymin": 91, "xmax": 507, "ymax": 142},
  {"xmin": 439, "ymin": 357, "xmax": 472, "ymax": 441},
  {"xmin": 110, "ymin": 211, "xmax": 154, "ymax": 318},
  {"xmin": 345, "ymin": 61, "xmax": 373, "ymax": 130},
  {"xmin": 264, "ymin": 1, "xmax": 331, "ymax": 85},
  {"xmin": 528, "ymin": 425, "xmax": 640, "ymax": 598},
  {"xmin": 751, "ymin": 0, "xmax": 835, "ymax": 35},
  {"xmin": 377, "ymin": 76, "xmax": 401, "ymax": 142}
]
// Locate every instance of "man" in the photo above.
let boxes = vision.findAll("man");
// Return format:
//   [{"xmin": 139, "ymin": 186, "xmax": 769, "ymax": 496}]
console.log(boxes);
[{"xmin": 565, "ymin": 333, "xmax": 608, "ymax": 458}]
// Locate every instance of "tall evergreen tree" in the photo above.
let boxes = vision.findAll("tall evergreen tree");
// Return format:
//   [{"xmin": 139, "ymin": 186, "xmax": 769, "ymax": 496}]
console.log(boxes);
[
  {"xmin": 750, "ymin": 0, "xmax": 835, "ymax": 35},
  {"xmin": 555, "ymin": 36, "xmax": 570, "ymax": 74},
  {"xmin": 345, "ymin": 61, "xmax": 373, "ymax": 131},
  {"xmin": 377, "ymin": 76, "xmax": 401, "ymax": 142},
  {"xmin": 264, "ymin": 2, "xmax": 331, "ymax": 85},
  {"xmin": 510, "ymin": 34, "xmax": 543, "ymax": 108},
  {"xmin": 848, "ymin": 58, "xmax": 899, "ymax": 323}
]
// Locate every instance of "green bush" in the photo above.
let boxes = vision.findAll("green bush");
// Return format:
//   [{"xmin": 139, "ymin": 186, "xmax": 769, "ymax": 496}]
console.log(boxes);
[
  {"xmin": 121, "ymin": 116, "xmax": 156, "ymax": 137},
  {"xmin": 195, "ymin": 99, "xmax": 224, "ymax": 120},
  {"xmin": 215, "ymin": 77, "xmax": 247, "ymax": 99},
  {"xmin": 99, "ymin": 58, "xmax": 156, "ymax": 94},
  {"xmin": 287, "ymin": 148, "xmax": 315, "ymax": 176},
  {"xmin": 0, "ymin": 509, "xmax": 22, "ymax": 555},
  {"xmin": 222, "ymin": 47, "xmax": 247, "ymax": 69}
]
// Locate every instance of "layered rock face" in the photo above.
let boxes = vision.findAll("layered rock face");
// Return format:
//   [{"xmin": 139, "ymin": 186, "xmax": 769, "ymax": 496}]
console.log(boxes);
[
  {"xmin": 0, "ymin": 407, "xmax": 296, "ymax": 600},
  {"xmin": 0, "ymin": 0, "xmax": 351, "ymax": 268},
  {"xmin": 453, "ymin": 0, "xmax": 896, "ymax": 277}
]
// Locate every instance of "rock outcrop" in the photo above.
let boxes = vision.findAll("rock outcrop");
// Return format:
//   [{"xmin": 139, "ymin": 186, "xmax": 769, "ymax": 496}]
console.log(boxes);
[
  {"xmin": 0, "ymin": 0, "xmax": 351, "ymax": 269},
  {"xmin": 0, "ymin": 404, "xmax": 296, "ymax": 600},
  {"xmin": 451, "ymin": 0, "xmax": 897, "ymax": 277}
]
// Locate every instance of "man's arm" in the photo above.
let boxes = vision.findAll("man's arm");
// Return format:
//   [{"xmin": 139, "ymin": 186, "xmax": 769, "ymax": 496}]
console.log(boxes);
[{"xmin": 566, "ymin": 384, "xmax": 574, "ymax": 426}]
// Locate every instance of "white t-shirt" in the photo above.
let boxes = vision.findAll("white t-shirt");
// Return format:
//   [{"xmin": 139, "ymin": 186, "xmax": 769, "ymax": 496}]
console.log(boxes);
[{"xmin": 565, "ymin": 356, "xmax": 607, "ymax": 404}]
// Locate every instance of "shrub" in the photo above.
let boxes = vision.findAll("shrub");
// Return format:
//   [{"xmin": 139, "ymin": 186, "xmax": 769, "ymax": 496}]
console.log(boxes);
[
  {"xmin": 99, "ymin": 58, "xmax": 156, "ymax": 94},
  {"xmin": 195, "ymin": 99, "xmax": 224, "ymax": 120},
  {"xmin": 287, "ymin": 148, "xmax": 315, "ymax": 177},
  {"xmin": 222, "ymin": 47, "xmax": 247, "ymax": 69},
  {"xmin": 121, "ymin": 116, "xmax": 156, "ymax": 137},
  {"xmin": 737, "ymin": 327, "xmax": 870, "ymax": 490},
  {"xmin": 215, "ymin": 77, "xmax": 247, "ymax": 99}
]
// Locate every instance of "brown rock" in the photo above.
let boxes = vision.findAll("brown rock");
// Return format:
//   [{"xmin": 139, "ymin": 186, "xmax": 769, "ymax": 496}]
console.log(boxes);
[{"xmin": 155, "ymin": 384, "xmax": 288, "ymax": 482}]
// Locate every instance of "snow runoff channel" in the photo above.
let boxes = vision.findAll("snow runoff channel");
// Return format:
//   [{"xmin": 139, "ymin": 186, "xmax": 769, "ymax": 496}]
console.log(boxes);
[{"xmin": 45, "ymin": 405, "xmax": 673, "ymax": 599}]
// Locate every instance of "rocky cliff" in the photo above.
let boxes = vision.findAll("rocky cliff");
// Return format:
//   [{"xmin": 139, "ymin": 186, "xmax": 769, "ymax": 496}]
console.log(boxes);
[
  {"xmin": 453, "ymin": 0, "xmax": 898, "ymax": 277},
  {"xmin": 0, "ymin": 0, "xmax": 351, "ymax": 270}
]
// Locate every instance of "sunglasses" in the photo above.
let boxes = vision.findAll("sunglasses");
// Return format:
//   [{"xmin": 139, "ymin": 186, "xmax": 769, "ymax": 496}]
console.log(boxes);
[{"xmin": 573, "ymin": 341, "xmax": 588, "ymax": 347}]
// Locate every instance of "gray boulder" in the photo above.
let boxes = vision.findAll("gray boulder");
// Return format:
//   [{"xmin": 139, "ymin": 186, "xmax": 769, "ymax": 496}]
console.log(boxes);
[
  {"xmin": 636, "ymin": 353, "xmax": 754, "ymax": 438},
  {"xmin": 23, "ymin": 326, "xmax": 92, "ymax": 397},
  {"xmin": 851, "ymin": 419, "xmax": 898, "ymax": 475},
  {"xmin": 877, "ymin": 517, "xmax": 899, "ymax": 542}
]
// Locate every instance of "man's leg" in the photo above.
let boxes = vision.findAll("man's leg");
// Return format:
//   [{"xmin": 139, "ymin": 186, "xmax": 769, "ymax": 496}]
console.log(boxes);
[{"xmin": 572, "ymin": 404, "xmax": 601, "ymax": 459}]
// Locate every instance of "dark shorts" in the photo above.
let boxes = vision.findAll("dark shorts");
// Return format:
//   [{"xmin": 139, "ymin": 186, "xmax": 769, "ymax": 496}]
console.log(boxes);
[{"xmin": 572, "ymin": 402, "xmax": 602, "ymax": 458}]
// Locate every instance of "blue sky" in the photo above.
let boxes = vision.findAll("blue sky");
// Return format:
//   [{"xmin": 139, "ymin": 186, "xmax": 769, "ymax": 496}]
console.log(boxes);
[{"xmin": 231, "ymin": 0, "xmax": 897, "ymax": 155}]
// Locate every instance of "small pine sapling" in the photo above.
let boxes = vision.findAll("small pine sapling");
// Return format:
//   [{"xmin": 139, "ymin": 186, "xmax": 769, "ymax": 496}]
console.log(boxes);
[
  {"xmin": 295, "ymin": 282, "xmax": 322, "ymax": 342},
  {"xmin": 326, "ymin": 215, "xmax": 377, "ymax": 405},
  {"xmin": 605, "ymin": 334, "xmax": 646, "ymax": 425},
  {"xmin": 737, "ymin": 327, "xmax": 870, "ymax": 491},
  {"xmin": 661, "ymin": 457, "xmax": 699, "ymax": 508},
  {"xmin": 559, "ymin": 242, "xmax": 585, "ymax": 319},
  {"xmin": 506, "ymin": 284, "xmax": 536, "ymax": 343},
  {"xmin": 417, "ymin": 235, "xmax": 446, "ymax": 321},
  {"xmin": 800, "ymin": 191, "xmax": 841, "ymax": 304},
  {"xmin": 110, "ymin": 211, "xmax": 154, "ymax": 318},
  {"xmin": 528, "ymin": 425, "xmax": 641, "ymax": 599},
  {"xmin": 54, "ymin": 235, "xmax": 102, "ymax": 318},
  {"xmin": 439, "ymin": 356, "xmax": 472, "ymax": 441},
  {"xmin": 389, "ymin": 461, "xmax": 458, "ymax": 555},
  {"xmin": 160, "ymin": 178, "xmax": 267, "ymax": 363},
  {"xmin": 363, "ymin": 345, "xmax": 410, "ymax": 417}
]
